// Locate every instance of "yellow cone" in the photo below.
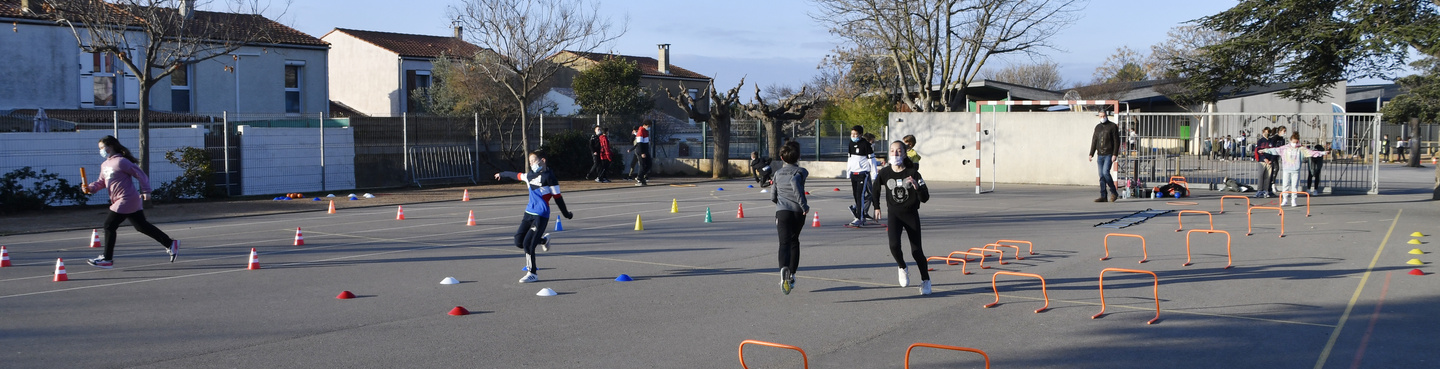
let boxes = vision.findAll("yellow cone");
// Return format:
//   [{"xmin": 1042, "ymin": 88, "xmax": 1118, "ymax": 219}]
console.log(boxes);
[
  {"xmin": 1410, "ymin": 248, "xmax": 1425, "ymax": 255},
  {"xmin": 1409, "ymin": 239, "xmax": 1423, "ymax": 244},
  {"xmin": 671, "ymin": 199, "xmax": 679, "ymax": 213},
  {"xmin": 1406, "ymin": 258, "xmax": 1424, "ymax": 265},
  {"xmin": 634, "ymin": 215, "xmax": 644, "ymax": 231},
  {"xmin": 1411, "ymin": 232, "xmax": 1425, "ymax": 237}
]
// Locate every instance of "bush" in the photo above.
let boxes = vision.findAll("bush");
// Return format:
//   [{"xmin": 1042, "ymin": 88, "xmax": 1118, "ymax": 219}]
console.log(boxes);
[
  {"xmin": 0, "ymin": 167, "xmax": 89, "ymax": 214},
  {"xmin": 538, "ymin": 130, "xmax": 593, "ymax": 179},
  {"xmin": 152, "ymin": 147, "xmax": 220, "ymax": 202}
]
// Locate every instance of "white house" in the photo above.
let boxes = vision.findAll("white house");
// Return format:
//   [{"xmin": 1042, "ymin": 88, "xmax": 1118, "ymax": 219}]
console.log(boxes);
[
  {"xmin": 0, "ymin": 0, "xmax": 329, "ymax": 120},
  {"xmin": 322, "ymin": 28, "xmax": 485, "ymax": 117}
]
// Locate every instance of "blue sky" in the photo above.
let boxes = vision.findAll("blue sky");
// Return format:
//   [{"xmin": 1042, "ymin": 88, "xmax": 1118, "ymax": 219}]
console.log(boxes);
[{"xmin": 272, "ymin": 0, "xmax": 1383, "ymax": 96}]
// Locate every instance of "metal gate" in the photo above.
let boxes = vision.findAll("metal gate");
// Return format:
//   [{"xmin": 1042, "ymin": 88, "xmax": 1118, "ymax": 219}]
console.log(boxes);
[{"xmin": 1119, "ymin": 112, "xmax": 1381, "ymax": 194}]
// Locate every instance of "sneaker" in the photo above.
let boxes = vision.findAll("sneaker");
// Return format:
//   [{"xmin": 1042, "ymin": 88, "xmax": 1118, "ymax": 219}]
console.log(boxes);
[
  {"xmin": 1094, "ymin": 197, "xmax": 1108, "ymax": 202},
  {"xmin": 919, "ymin": 280, "xmax": 932, "ymax": 295},
  {"xmin": 849, "ymin": 219, "xmax": 864, "ymax": 227},
  {"xmin": 167, "ymin": 240, "xmax": 179, "ymax": 262},
  {"xmin": 897, "ymin": 267, "xmax": 910, "ymax": 287},
  {"xmin": 780, "ymin": 267, "xmax": 792, "ymax": 295},
  {"xmin": 595, "ymin": 178, "xmax": 603, "ymax": 183},
  {"xmin": 540, "ymin": 233, "xmax": 551, "ymax": 252},
  {"xmin": 518, "ymin": 273, "xmax": 539, "ymax": 283},
  {"xmin": 87, "ymin": 257, "xmax": 113, "ymax": 269},
  {"xmin": 1109, "ymin": 193, "xmax": 1119, "ymax": 202}
]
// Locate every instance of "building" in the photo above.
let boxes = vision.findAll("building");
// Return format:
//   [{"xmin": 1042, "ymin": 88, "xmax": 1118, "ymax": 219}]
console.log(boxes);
[
  {"xmin": 322, "ymin": 28, "xmax": 485, "ymax": 117},
  {"xmin": 546, "ymin": 45, "xmax": 713, "ymax": 123}
]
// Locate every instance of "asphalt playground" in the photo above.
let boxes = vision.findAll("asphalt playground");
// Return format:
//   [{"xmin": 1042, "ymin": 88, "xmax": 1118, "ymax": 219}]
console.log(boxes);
[{"xmin": 1, "ymin": 165, "xmax": 1437, "ymax": 368}]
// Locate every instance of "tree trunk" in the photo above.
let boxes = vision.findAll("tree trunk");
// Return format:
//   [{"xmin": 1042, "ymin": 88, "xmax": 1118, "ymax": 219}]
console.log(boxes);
[
  {"xmin": 765, "ymin": 118, "xmax": 782, "ymax": 160},
  {"xmin": 711, "ymin": 119, "xmax": 730, "ymax": 178},
  {"xmin": 1408, "ymin": 118, "xmax": 1423, "ymax": 167},
  {"xmin": 519, "ymin": 99, "xmax": 529, "ymax": 163},
  {"xmin": 138, "ymin": 86, "xmax": 150, "ymax": 173}
]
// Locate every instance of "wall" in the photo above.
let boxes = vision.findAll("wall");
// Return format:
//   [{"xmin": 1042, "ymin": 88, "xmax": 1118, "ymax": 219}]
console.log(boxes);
[
  {"xmin": 0, "ymin": 22, "xmax": 81, "ymax": 110},
  {"xmin": 235, "ymin": 126, "xmax": 355, "ymax": 195},
  {"xmin": 323, "ymin": 31, "xmax": 400, "ymax": 116},
  {"xmin": 1215, "ymin": 83, "xmax": 1348, "ymax": 114},
  {"xmin": 0, "ymin": 128, "xmax": 204, "ymax": 205},
  {"xmin": 889, "ymin": 111, "xmax": 1100, "ymax": 186}
]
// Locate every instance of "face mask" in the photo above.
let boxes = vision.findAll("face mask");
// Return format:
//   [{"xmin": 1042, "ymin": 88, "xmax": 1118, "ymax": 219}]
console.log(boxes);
[
  {"xmin": 1291, "ymin": 142, "xmax": 1299, "ymax": 147},
  {"xmin": 530, "ymin": 164, "xmax": 542, "ymax": 172},
  {"xmin": 99, "ymin": 149, "xmax": 109, "ymax": 158},
  {"xmin": 851, "ymin": 137, "xmax": 860, "ymax": 143}
]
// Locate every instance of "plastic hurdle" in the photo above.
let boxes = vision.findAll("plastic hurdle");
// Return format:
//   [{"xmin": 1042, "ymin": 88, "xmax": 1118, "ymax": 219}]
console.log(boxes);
[
  {"xmin": 739, "ymin": 340, "xmax": 808, "ymax": 369},
  {"xmin": 904, "ymin": 343, "xmax": 990, "ymax": 369},
  {"xmin": 1280, "ymin": 191, "xmax": 1312, "ymax": 216},
  {"xmin": 1092, "ymin": 268, "xmax": 1161, "ymax": 325},
  {"xmin": 926, "ymin": 255, "xmax": 974, "ymax": 275},
  {"xmin": 1247, "ymin": 206, "xmax": 1286, "ymax": 237},
  {"xmin": 1184, "ymin": 229, "xmax": 1233, "ymax": 268},
  {"xmin": 947, "ymin": 250, "xmax": 998, "ymax": 269},
  {"xmin": 965, "ymin": 247, "xmax": 1007, "ymax": 266},
  {"xmin": 1218, "ymin": 195, "xmax": 1251, "ymax": 214},
  {"xmin": 983, "ymin": 271, "xmax": 1049, "ymax": 313},
  {"xmin": 981, "ymin": 243, "xmax": 1023, "ymax": 261},
  {"xmin": 1101, "ymin": 233, "xmax": 1148, "ymax": 263},
  {"xmin": 995, "ymin": 239, "xmax": 1036, "ymax": 256},
  {"xmin": 1175, "ymin": 210, "xmax": 1214, "ymax": 232},
  {"xmin": 1168, "ymin": 176, "xmax": 1189, "ymax": 189}
]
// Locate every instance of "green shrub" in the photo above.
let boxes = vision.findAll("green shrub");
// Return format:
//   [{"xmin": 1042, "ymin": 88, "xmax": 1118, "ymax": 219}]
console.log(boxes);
[
  {"xmin": 538, "ymin": 130, "xmax": 593, "ymax": 179},
  {"xmin": 152, "ymin": 147, "xmax": 220, "ymax": 201},
  {"xmin": 0, "ymin": 167, "xmax": 89, "ymax": 214}
]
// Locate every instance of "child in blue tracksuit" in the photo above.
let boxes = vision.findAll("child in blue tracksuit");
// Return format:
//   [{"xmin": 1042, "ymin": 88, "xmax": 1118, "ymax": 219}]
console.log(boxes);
[{"xmin": 495, "ymin": 151, "xmax": 574, "ymax": 283}]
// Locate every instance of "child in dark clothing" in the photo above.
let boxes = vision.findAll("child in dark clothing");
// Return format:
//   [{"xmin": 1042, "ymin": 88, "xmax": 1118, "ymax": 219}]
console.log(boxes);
[
  {"xmin": 1306, "ymin": 143, "xmax": 1325, "ymax": 194},
  {"xmin": 750, "ymin": 151, "xmax": 774, "ymax": 187},
  {"xmin": 869, "ymin": 140, "xmax": 932, "ymax": 295},
  {"xmin": 771, "ymin": 142, "xmax": 808, "ymax": 294},
  {"xmin": 494, "ymin": 151, "xmax": 574, "ymax": 283}
]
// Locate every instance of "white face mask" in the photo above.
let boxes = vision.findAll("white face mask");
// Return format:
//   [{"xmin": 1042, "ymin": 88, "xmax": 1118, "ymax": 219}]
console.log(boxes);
[
  {"xmin": 99, "ymin": 148, "xmax": 109, "ymax": 158},
  {"xmin": 530, "ymin": 163, "xmax": 542, "ymax": 172}
]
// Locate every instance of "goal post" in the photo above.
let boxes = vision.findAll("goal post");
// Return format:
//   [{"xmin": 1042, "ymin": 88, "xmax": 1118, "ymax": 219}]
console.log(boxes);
[{"xmin": 971, "ymin": 100, "xmax": 1120, "ymax": 194}]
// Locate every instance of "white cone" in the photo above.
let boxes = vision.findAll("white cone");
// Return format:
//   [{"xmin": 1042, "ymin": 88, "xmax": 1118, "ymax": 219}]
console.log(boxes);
[
  {"xmin": 439, "ymin": 277, "xmax": 459, "ymax": 285},
  {"xmin": 363, "ymin": 193, "xmax": 376, "ymax": 198},
  {"xmin": 326, "ymin": 194, "xmax": 335, "ymax": 197},
  {"xmin": 536, "ymin": 288, "xmax": 557, "ymax": 296},
  {"xmin": 760, "ymin": 189, "xmax": 768, "ymax": 193}
]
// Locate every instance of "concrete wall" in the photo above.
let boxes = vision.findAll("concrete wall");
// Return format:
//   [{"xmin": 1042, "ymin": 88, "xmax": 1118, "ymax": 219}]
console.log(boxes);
[
  {"xmin": 1215, "ymin": 83, "xmax": 1348, "ymax": 114},
  {"xmin": 0, "ymin": 22, "xmax": 81, "ymax": 110},
  {"xmin": 324, "ymin": 31, "xmax": 401, "ymax": 116},
  {"xmin": 236, "ymin": 126, "xmax": 356, "ymax": 195},
  {"xmin": 0, "ymin": 128, "xmax": 204, "ymax": 205},
  {"xmin": 890, "ymin": 111, "xmax": 1102, "ymax": 186}
]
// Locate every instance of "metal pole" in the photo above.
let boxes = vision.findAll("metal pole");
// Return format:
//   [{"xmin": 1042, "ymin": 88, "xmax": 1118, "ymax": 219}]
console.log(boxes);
[
  {"xmin": 403, "ymin": 112, "xmax": 409, "ymax": 176},
  {"xmin": 223, "ymin": 111, "xmax": 231, "ymax": 196},
  {"xmin": 112, "ymin": 111, "xmax": 118, "ymax": 137},
  {"xmin": 539, "ymin": 113, "xmax": 545, "ymax": 149},
  {"xmin": 319, "ymin": 112, "xmax": 326, "ymax": 191},
  {"xmin": 474, "ymin": 112, "xmax": 480, "ymax": 182},
  {"xmin": 701, "ymin": 121, "xmax": 708, "ymax": 160},
  {"xmin": 813, "ymin": 120, "xmax": 819, "ymax": 161}
]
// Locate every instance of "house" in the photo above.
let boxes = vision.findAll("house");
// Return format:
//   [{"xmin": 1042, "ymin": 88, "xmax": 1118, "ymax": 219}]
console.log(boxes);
[
  {"xmin": 322, "ymin": 28, "xmax": 485, "ymax": 117},
  {"xmin": 0, "ymin": 0, "xmax": 329, "ymax": 119},
  {"xmin": 546, "ymin": 45, "xmax": 713, "ymax": 123}
]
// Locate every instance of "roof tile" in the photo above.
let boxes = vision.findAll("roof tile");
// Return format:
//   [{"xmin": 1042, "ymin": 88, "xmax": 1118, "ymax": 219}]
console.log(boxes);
[{"xmin": 330, "ymin": 28, "xmax": 484, "ymax": 58}]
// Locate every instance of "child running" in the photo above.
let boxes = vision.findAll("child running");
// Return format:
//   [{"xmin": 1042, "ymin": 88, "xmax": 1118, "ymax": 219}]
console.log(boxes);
[
  {"xmin": 1259, "ymin": 133, "xmax": 1327, "ymax": 207},
  {"xmin": 771, "ymin": 141, "xmax": 808, "ymax": 294},
  {"xmin": 869, "ymin": 140, "xmax": 932, "ymax": 295},
  {"xmin": 84, "ymin": 135, "xmax": 179, "ymax": 268},
  {"xmin": 494, "ymin": 151, "xmax": 574, "ymax": 283}
]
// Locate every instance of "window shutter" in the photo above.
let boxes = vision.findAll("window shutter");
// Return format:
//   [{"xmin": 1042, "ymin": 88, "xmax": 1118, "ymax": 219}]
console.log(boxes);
[
  {"xmin": 79, "ymin": 51, "xmax": 94, "ymax": 108},
  {"xmin": 122, "ymin": 49, "xmax": 140, "ymax": 108}
]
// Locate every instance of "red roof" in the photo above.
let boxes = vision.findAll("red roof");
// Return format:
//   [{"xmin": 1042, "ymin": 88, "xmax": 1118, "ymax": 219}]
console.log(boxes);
[
  {"xmin": 9, "ymin": 109, "xmax": 216, "ymax": 123},
  {"xmin": 559, "ymin": 50, "xmax": 710, "ymax": 80},
  {"xmin": 327, "ymin": 28, "xmax": 485, "ymax": 58},
  {"xmin": 0, "ymin": 0, "xmax": 324, "ymax": 47}
]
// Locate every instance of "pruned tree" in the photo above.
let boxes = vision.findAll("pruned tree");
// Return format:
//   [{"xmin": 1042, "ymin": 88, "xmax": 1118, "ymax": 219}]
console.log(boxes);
[
  {"xmin": 571, "ymin": 56, "xmax": 653, "ymax": 118},
  {"xmin": 811, "ymin": 0, "xmax": 1082, "ymax": 112},
  {"xmin": 448, "ymin": 0, "xmax": 624, "ymax": 155},
  {"xmin": 746, "ymin": 85, "xmax": 814, "ymax": 159},
  {"xmin": 667, "ymin": 78, "xmax": 745, "ymax": 178},
  {"xmin": 984, "ymin": 61, "xmax": 1064, "ymax": 90},
  {"xmin": 44, "ymin": 0, "xmax": 287, "ymax": 172}
]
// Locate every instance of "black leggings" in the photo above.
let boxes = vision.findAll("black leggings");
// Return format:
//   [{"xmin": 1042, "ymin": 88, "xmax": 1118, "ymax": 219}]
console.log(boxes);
[
  {"xmin": 588, "ymin": 156, "xmax": 610, "ymax": 180},
  {"xmin": 850, "ymin": 174, "xmax": 870, "ymax": 219},
  {"xmin": 775, "ymin": 210, "xmax": 804, "ymax": 273},
  {"xmin": 887, "ymin": 210, "xmax": 929, "ymax": 281},
  {"xmin": 513, "ymin": 213, "xmax": 549, "ymax": 274},
  {"xmin": 102, "ymin": 210, "xmax": 173, "ymax": 260},
  {"xmin": 1306, "ymin": 161, "xmax": 1323, "ymax": 191}
]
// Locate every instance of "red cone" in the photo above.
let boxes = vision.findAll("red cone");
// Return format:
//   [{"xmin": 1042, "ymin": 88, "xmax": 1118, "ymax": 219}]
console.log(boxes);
[
  {"xmin": 1410, "ymin": 269, "xmax": 1425, "ymax": 276},
  {"xmin": 462, "ymin": 189, "xmax": 470, "ymax": 201},
  {"xmin": 53, "ymin": 258, "xmax": 68, "ymax": 282},
  {"xmin": 247, "ymin": 248, "xmax": 261, "ymax": 270},
  {"xmin": 396, "ymin": 205, "xmax": 406, "ymax": 220},
  {"xmin": 812, "ymin": 212, "xmax": 821, "ymax": 227},
  {"xmin": 737, "ymin": 203, "xmax": 745, "ymax": 219},
  {"xmin": 336, "ymin": 291, "xmax": 356, "ymax": 299},
  {"xmin": 89, "ymin": 229, "xmax": 101, "ymax": 248},
  {"xmin": 466, "ymin": 210, "xmax": 476, "ymax": 226},
  {"xmin": 0, "ymin": 246, "xmax": 11, "ymax": 267},
  {"xmin": 293, "ymin": 227, "xmax": 305, "ymax": 246},
  {"xmin": 448, "ymin": 306, "xmax": 470, "ymax": 316}
]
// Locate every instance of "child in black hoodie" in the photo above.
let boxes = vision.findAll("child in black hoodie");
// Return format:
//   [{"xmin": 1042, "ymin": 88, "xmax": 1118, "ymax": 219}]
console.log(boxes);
[{"xmin": 869, "ymin": 140, "xmax": 932, "ymax": 295}]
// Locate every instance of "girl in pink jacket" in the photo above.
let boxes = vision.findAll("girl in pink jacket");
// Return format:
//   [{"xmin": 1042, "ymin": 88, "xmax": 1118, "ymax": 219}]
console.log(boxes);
[{"xmin": 83, "ymin": 136, "xmax": 178, "ymax": 268}]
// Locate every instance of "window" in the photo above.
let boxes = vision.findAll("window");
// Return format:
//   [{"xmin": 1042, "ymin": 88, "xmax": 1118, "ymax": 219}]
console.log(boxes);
[
  {"xmin": 284, "ymin": 63, "xmax": 303, "ymax": 113},
  {"xmin": 688, "ymin": 88, "xmax": 699, "ymax": 101},
  {"xmin": 170, "ymin": 64, "xmax": 191, "ymax": 113},
  {"xmin": 93, "ymin": 52, "xmax": 119, "ymax": 107},
  {"xmin": 405, "ymin": 70, "xmax": 432, "ymax": 113}
]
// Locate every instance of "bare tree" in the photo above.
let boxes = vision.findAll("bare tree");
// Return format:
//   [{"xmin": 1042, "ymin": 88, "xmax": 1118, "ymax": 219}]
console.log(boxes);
[
  {"xmin": 44, "ymin": 0, "xmax": 287, "ymax": 172},
  {"xmin": 667, "ymin": 79, "xmax": 745, "ymax": 178},
  {"xmin": 449, "ymin": 0, "xmax": 623, "ymax": 154},
  {"xmin": 746, "ymin": 85, "xmax": 814, "ymax": 158},
  {"xmin": 1092, "ymin": 46, "xmax": 1149, "ymax": 83},
  {"xmin": 1146, "ymin": 25, "xmax": 1230, "ymax": 79},
  {"xmin": 984, "ymin": 61, "xmax": 1064, "ymax": 90},
  {"xmin": 811, "ymin": 0, "xmax": 1082, "ymax": 112}
]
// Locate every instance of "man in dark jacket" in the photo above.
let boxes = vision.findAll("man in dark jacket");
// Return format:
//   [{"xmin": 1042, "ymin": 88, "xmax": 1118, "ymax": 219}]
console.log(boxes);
[{"xmin": 1088, "ymin": 111, "xmax": 1121, "ymax": 202}]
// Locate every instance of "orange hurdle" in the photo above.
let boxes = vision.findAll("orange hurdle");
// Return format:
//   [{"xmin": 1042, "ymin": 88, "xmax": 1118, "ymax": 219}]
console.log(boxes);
[
  {"xmin": 1280, "ymin": 191, "xmax": 1312, "ymax": 216},
  {"xmin": 926, "ymin": 255, "xmax": 974, "ymax": 275},
  {"xmin": 905, "ymin": 343, "xmax": 990, "ymax": 369},
  {"xmin": 1247, "ymin": 206, "xmax": 1286, "ymax": 237},
  {"xmin": 1093, "ymin": 268, "xmax": 1160, "ymax": 325},
  {"xmin": 983, "ymin": 271, "xmax": 1049, "ymax": 313},
  {"xmin": 965, "ymin": 247, "xmax": 1007, "ymax": 266},
  {"xmin": 1175, "ymin": 210, "xmax": 1214, "ymax": 232},
  {"xmin": 949, "ymin": 250, "xmax": 999, "ymax": 269},
  {"xmin": 739, "ymin": 340, "xmax": 808, "ymax": 369},
  {"xmin": 1218, "ymin": 195, "xmax": 1251, "ymax": 214},
  {"xmin": 996, "ymin": 239, "xmax": 1036, "ymax": 256},
  {"xmin": 1184, "ymin": 229, "xmax": 1233, "ymax": 268},
  {"xmin": 1101, "ymin": 233, "xmax": 1148, "ymax": 263},
  {"xmin": 982, "ymin": 243, "xmax": 1023, "ymax": 261},
  {"xmin": 1168, "ymin": 176, "xmax": 1189, "ymax": 189}
]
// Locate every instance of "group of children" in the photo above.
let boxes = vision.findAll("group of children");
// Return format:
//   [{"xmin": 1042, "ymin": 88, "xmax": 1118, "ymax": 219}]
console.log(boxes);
[
  {"xmin": 1252, "ymin": 126, "xmax": 1329, "ymax": 202},
  {"xmin": 586, "ymin": 120, "xmax": 653, "ymax": 185}
]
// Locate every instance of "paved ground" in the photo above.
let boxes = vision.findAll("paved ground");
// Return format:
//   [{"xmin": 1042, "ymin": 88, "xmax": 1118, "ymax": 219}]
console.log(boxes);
[{"xmin": 1, "ymin": 166, "xmax": 1436, "ymax": 368}]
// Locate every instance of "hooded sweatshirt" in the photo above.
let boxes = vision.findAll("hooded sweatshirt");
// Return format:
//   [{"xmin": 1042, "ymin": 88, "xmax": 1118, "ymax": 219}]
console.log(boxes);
[
  {"xmin": 1260, "ymin": 143, "xmax": 1326, "ymax": 172},
  {"xmin": 85, "ymin": 154, "xmax": 150, "ymax": 214}
]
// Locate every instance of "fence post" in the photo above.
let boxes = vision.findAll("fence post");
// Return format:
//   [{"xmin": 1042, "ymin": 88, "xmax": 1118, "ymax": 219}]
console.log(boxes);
[
  {"xmin": 474, "ymin": 113, "xmax": 480, "ymax": 183},
  {"xmin": 402, "ymin": 112, "xmax": 409, "ymax": 179},
  {"xmin": 223, "ymin": 111, "xmax": 231, "ymax": 196},
  {"xmin": 112, "ymin": 111, "xmax": 118, "ymax": 138},
  {"xmin": 813, "ymin": 120, "xmax": 820, "ymax": 161},
  {"xmin": 319, "ymin": 112, "xmax": 326, "ymax": 191},
  {"xmin": 702, "ymin": 121, "xmax": 708, "ymax": 160}
]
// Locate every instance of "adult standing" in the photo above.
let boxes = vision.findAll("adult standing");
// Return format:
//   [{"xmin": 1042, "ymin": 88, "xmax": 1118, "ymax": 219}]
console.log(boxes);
[
  {"xmin": 1088, "ymin": 111, "xmax": 1121, "ymax": 202},
  {"xmin": 84, "ymin": 136, "xmax": 179, "ymax": 268},
  {"xmin": 587, "ymin": 126, "xmax": 612, "ymax": 183},
  {"xmin": 635, "ymin": 120, "xmax": 653, "ymax": 186}
]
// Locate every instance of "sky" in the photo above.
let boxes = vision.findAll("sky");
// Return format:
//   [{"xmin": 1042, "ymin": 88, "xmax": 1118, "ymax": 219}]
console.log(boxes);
[{"xmin": 265, "ymin": 0, "xmax": 1381, "ymax": 100}]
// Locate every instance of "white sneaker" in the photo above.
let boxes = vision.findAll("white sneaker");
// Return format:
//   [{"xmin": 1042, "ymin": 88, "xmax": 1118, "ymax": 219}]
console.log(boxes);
[
  {"xmin": 897, "ymin": 267, "xmax": 910, "ymax": 287},
  {"xmin": 919, "ymin": 280, "xmax": 932, "ymax": 295},
  {"xmin": 540, "ymin": 233, "xmax": 550, "ymax": 252},
  {"xmin": 518, "ymin": 273, "xmax": 539, "ymax": 283}
]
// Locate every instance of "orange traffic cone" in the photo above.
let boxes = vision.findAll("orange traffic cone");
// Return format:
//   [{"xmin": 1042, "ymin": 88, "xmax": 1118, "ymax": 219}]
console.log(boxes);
[
  {"xmin": 396, "ymin": 206, "xmax": 406, "ymax": 220},
  {"xmin": 462, "ymin": 189, "xmax": 470, "ymax": 201},
  {"xmin": 737, "ymin": 203, "xmax": 745, "ymax": 219},
  {"xmin": 327, "ymin": 200, "xmax": 336, "ymax": 214},
  {"xmin": 293, "ymin": 227, "xmax": 305, "ymax": 246},
  {"xmin": 247, "ymin": 248, "xmax": 261, "ymax": 270},
  {"xmin": 89, "ymin": 229, "xmax": 101, "ymax": 248},
  {"xmin": 812, "ymin": 212, "xmax": 821, "ymax": 227},
  {"xmin": 0, "ymin": 246, "xmax": 11, "ymax": 267},
  {"xmin": 466, "ymin": 210, "xmax": 476, "ymax": 226},
  {"xmin": 53, "ymin": 258, "xmax": 68, "ymax": 281}
]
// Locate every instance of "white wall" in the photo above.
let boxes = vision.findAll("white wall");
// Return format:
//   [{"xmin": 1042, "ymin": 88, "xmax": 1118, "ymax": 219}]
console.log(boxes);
[
  {"xmin": 1215, "ymin": 83, "xmax": 1348, "ymax": 114},
  {"xmin": 186, "ymin": 45, "xmax": 330, "ymax": 115},
  {"xmin": 890, "ymin": 112, "xmax": 1101, "ymax": 186},
  {"xmin": 235, "ymin": 126, "xmax": 355, "ymax": 195},
  {"xmin": 324, "ymin": 31, "xmax": 401, "ymax": 116},
  {"xmin": 0, "ymin": 128, "xmax": 205, "ymax": 205},
  {"xmin": 0, "ymin": 22, "xmax": 82, "ymax": 110}
]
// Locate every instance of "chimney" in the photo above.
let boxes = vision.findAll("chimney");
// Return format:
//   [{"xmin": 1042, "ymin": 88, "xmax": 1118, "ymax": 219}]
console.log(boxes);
[
  {"xmin": 657, "ymin": 44, "xmax": 670, "ymax": 74},
  {"xmin": 20, "ymin": 0, "xmax": 31, "ymax": 13},
  {"xmin": 179, "ymin": 0, "xmax": 194, "ymax": 20},
  {"xmin": 453, "ymin": 26, "xmax": 463, "ymax": 39}
]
